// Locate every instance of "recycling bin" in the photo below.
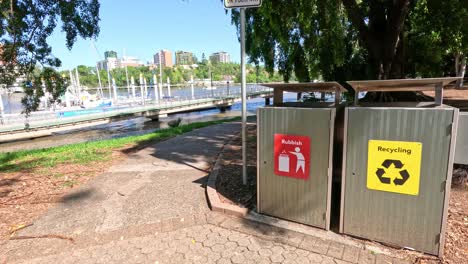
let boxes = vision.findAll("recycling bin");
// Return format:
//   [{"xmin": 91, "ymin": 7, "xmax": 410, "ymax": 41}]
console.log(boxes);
[
  {"xmin": 257, "ymin": 82, "xmax": 345, "ymax": 230},
  {"xmin": 454, "ymin": 112, "xmax": 468, "ymax": 164},
  {"xmin": 339, "ymin": 78, "xmax": 460, "ymax": 256}
]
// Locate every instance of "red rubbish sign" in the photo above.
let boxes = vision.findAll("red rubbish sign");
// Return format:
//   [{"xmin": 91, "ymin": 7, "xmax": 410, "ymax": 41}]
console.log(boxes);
[{"xmin": 274, "ymin": 134, "xmax": 311, "ymax": 180}]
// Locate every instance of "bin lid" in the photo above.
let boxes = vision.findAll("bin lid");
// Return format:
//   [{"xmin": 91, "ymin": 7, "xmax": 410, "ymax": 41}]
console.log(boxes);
[
  {"xmin": 347, "ymin": 77, "xmax": 460, "ymax": 93},
  {"xmin": 347, "ymin": 77, "xmax": 461, "ymax": 106},
  {"xmin": 262, "ymin": 82, "xmax": 346, "ymax": 93},
  {"xmin": 262, "ymin": 82, "xmax": 346, "ymax": 106}
]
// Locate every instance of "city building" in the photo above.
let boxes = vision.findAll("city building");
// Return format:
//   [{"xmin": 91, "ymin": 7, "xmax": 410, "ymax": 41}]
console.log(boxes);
[
  {"xmin": 97, "ymin": 52, "xmax": 143, "ymax": 71},
  {"xmin": 175, "ymin": 51, "xmax": 194, "ymax": 66},
  {"xmin": 97, "ymin": 57, "xmax": 119, "ymax": 71},
  {"xmin": 120, "ymin": 56, "xmax": 144, "ymax": 68},
  {"xmin": 209, "ymin": 51, "xmax": 230, "ymax": 64},
  {"xmin": 104, "ymin": 50, "xmax": 117, "ymax": 59},
  {"xmin": 153, "ymin": 50, "xmax": 173, "ymax": 68}
]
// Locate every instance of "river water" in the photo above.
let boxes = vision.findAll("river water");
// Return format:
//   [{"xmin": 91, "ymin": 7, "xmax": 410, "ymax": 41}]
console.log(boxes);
[{"xmin": 0, "ymin": 86, "xmax": 298, "ymax": 153}]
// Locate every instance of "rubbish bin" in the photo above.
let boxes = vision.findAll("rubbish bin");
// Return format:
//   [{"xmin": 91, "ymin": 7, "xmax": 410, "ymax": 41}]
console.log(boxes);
[
  {"xmin": 339, "ymin": 78, "xmax": 460, "ymax": 256},
  {"xmin": 257, "ymin": 82, "xmax": 345, "ymax": 230}
]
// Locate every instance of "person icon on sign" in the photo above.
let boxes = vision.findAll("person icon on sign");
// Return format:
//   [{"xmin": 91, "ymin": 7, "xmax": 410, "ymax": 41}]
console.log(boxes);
[{"xmin": 290, "ymin": 147, "xmax": 305, "ymax": 173}]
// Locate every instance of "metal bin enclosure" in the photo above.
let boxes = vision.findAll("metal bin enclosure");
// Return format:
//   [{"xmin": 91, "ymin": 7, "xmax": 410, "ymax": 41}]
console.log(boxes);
[
  {"xmin": 257, "ymin": 82, "xmax": 345, "ymax": 230},
  {"xmin": 340, "ymin": 78, "xmax": 460, "ymax": 256},
  {"xmin": 454, "ymin": 112, "xmax": 468, "ymax": 164}
]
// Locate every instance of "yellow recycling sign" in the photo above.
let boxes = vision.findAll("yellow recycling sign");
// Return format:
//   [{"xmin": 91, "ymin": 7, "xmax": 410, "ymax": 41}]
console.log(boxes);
[{"xmin": 367, "ymin": 140, "xmax": 422, "ymax": 196}]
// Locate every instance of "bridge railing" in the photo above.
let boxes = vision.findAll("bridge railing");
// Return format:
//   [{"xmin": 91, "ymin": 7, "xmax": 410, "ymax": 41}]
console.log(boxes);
[{"xmin": 0, "ymin": 84, "xmax": 273, "ymax": 128}]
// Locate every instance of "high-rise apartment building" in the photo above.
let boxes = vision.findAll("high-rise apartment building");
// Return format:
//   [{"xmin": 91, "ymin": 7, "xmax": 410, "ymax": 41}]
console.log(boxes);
[
  {"xmin": 209, "ymin": 52, "xmax": 230, "ymax": 64},
  {"xmin": 153, "ymin": 50, "xmax": 173, "ymax": 68},
  {"xmin": 175, "ymin": 51, "xmax": 194, "ymax": 66}
]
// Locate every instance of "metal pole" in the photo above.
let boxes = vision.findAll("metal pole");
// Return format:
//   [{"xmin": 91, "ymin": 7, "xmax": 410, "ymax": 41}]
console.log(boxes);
[
  {"xmin": 75, "ymin": 67, "xmax": 81, "ymax": 99},
  {"xmin": 240, "ymin": 8, "xmax": 247, "ymax": 185},
  {"xmin": 167, "ymin": 77, "xmax": 171, "ymax": 97},
  {"xmin": 96, "ymin": 64, "xmax": 103, "ymax": 97},
  {"xmin": 68, "ymin": 70, "xmax": 75, "ymax": 104},
  {"xmin": 144, "ymin": 78, "xmax": 148, "ymax": 103},
  {"xmin": 106, "ymin": 62, "xmax": 112, "ymax": 100},
  {"xmin": 112, "ymin": 78, "xmax": 118, "ymax": 101},
  {"xmin": 123, "ymin": 49, "xmax": 130, "ymax": 97},
  {"xmin": 131, "ymin": 76, "xmax": 136, "ymax": 101},
  {"xmin": 159, "ymin": 75, "xmax": 163, "ymax": 100},
  {"xmin": 210, "ymin": 71, "xmax": 214, "ymax": 98},
  {"xmin": 159, "ymin": 52, "xmax": 164, "ymax": 97},
  {"xmin": 139, "ymin": 74, "xmax": 144, "ymax": 105},
  {"xmin": 190, "ymin": 75, "xmax": 195, "ymax": 99},
  {"xmin": 125, "ymin": 64, "xmax": 130, "ymax": 97},
  {"xmin": 153, "ymin": 74, "xmax": 158, "ymax": 103}
]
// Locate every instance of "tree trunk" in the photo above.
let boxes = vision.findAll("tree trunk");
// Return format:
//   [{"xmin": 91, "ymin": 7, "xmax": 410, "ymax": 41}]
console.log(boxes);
[{"xmin": 342, "ymin": 0, "xmax": 410, "ymax": 81}]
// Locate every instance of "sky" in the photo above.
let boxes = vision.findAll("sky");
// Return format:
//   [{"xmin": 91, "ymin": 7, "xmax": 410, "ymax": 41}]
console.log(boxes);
[{"xmin": 48, "ymin": 0, "xmax": 240, "ymax": 70}]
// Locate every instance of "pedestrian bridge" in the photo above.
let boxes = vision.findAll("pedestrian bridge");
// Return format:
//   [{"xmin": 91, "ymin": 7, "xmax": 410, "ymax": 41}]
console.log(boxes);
[{"xmin": 0, "ymin": 86, "xmax": 273, "ymax": 139}]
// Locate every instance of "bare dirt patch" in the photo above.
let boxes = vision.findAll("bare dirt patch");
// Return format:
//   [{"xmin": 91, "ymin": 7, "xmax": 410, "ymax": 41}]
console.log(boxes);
[
  {"xmin": 443, "ymin": 186, "xmax": 468, "ymax": 264},
  {"xmin": 0, "ymin": 149, "xmax": 126, "ymax": 241},
  {"xmin": 216, "ymin": 124, "xmax": 257, "ymax": 208},
  {"xmin": 216, "ymin": 125, "xmax": 468, "ymax": 264}
]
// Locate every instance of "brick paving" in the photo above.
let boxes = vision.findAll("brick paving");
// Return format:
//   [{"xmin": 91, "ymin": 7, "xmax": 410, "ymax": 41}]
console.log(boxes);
[
  {"xmin": 0, "ymin": 123, "xmax": 415, "ymax": 264},
  {"xmin": 5, "ymin": 213, "xmax": 407, "ymax": 264}
]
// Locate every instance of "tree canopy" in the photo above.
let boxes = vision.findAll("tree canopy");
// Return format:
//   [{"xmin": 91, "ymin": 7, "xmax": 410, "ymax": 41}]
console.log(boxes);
[
  {"xmin": 229, "ymin": 0, "xmax": 467, "ymax": 85},
  {"xmin": 62, "ymin": 62, "xmax": 283, "ymax": 88},
  {"xmin": 0, "ymin": 0, "xmax": 100, "ymax": 112}
]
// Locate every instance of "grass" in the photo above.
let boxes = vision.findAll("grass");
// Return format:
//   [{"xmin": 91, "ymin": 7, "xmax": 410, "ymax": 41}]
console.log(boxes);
[{"xmin": 0, "ymin": 117, "xmax": 241, "ymax": 173}]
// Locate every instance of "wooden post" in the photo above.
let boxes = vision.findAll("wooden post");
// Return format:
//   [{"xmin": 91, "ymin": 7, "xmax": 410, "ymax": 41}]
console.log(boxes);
[
  {"xmin": 435, "ymin": 82, "xmax": 443, "ymax": 106},
  {"xmin": 273, "ymin": 88, "xmax": 283, "ymax": 106},
  {"xmin": 335, "ymin": 86, "xmax": 341, "ymax": 105}
]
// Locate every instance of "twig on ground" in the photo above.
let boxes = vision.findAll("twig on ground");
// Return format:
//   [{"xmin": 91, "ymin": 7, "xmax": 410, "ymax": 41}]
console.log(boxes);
[
  {"xmin": 9, "ymin": 223, "xmax": 33, "ymax": 235},
  {"xmin": 1, "ymin": 199, "xmax": 60, "ymax": 206},
  {"xmin": 1, "ymin": 192, "xmax": 33, "ymax": 204},
  {"xmin": 9, "ymin": 234, "xmax": 75, "ymax": 244}
]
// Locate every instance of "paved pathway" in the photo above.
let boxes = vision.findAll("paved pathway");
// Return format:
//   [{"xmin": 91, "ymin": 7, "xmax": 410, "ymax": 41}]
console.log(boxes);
[{"xmin": 0, "ymin": 123, "xmax": 411, "ymax": 264}]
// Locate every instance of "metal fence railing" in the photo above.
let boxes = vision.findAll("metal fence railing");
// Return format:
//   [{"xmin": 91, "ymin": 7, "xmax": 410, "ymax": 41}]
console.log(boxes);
[{"xmin": 0, "ymin": 85, "xmax": 273, "ymax": 133}]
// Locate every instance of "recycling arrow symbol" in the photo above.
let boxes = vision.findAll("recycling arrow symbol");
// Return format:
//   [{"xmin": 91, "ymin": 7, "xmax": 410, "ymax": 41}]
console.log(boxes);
[{"xmin": 375, "ymin": 159, "xmax": 410, "ymax": 186}]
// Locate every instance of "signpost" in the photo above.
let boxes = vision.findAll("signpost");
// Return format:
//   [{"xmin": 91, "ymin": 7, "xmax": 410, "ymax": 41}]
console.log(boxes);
[{"xmin": 224, "ymin": 0, "xmax": 262, "ymax": 185}]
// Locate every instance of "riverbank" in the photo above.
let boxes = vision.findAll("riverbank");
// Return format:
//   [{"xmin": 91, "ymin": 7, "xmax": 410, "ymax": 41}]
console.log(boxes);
[{"xmin": 0, "ymin": 117, "xmax": 239, "ymax": 240}]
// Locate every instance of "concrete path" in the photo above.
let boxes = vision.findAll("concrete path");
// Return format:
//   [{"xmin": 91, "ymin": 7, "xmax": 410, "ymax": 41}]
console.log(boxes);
[{"xmin": 0, "ymin": 122, "xmax": 407, "ymax": 264}]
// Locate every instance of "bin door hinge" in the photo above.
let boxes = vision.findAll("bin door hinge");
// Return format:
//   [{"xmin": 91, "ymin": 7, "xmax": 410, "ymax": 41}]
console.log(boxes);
[
  {"xmin": 435, "ymin": 234, "xmax": 441, "ymax": 244},
  {"xmin": 446, "ymin": 123, "xmax": 453, "ymax": 136},
  {"xmin": 441, "ymin": 180, "xmax": 447, "ymax": 192}
]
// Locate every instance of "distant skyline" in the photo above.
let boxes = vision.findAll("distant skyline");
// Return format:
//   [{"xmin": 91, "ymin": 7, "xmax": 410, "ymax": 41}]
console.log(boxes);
[{"xmin": 48, "ymin": 0, "xmax": 240, "ymax": 70}]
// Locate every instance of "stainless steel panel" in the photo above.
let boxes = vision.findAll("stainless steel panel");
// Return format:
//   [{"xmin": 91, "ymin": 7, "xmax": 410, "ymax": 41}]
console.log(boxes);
[
  {"xmin": 454, "ymin": 112, "xmax": 468, "ymax": 164},
  {"xmin": 258, "ymin": 107, "xmax": 333, "ymax": 229},
  {"xmin": 342, "ymin": 107, "xmax": 455, "ymax": 255}
]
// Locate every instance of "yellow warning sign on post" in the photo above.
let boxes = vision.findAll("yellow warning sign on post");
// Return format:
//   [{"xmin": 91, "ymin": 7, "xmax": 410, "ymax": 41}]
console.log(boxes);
[{"xmin": 367, "ymin": 140, "xmax": 422, "ymax": 195}]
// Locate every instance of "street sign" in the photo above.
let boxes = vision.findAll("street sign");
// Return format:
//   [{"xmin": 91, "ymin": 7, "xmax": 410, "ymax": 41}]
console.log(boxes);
[
  {"xmin": 367, "ymin": 140, "xmax": 422, "ymax": 195},
  {"xmin": 274, "ymin": 134, "xmax": 311, "ymax": 180},
  {"xmin": 224, "ymin": 0, "xmax": 262, "ymax": 185},
  {"xmin": 224, "ymin": 0, "xmax": 262, "ymax": 8}
]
